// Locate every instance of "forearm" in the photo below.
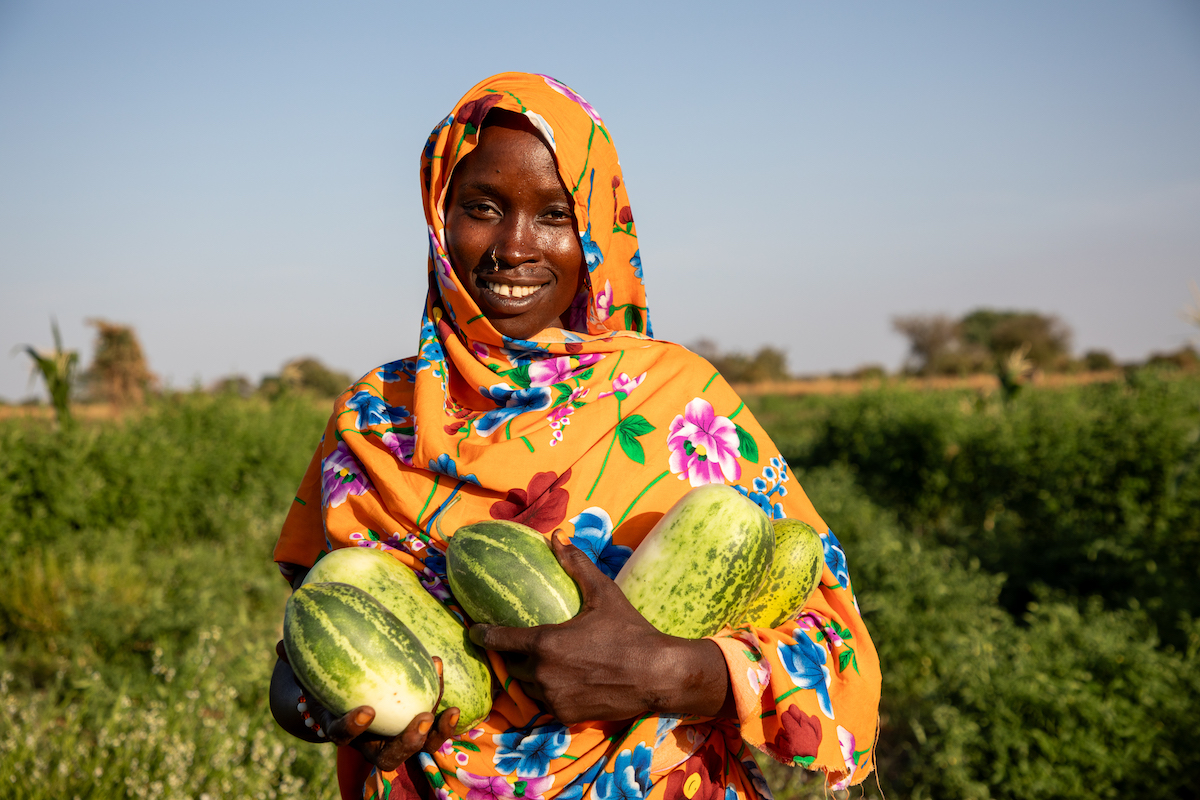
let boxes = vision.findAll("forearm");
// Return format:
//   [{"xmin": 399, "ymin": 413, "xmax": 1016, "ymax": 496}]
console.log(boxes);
[{"xmin": 644, "ymin": 636, "xmax": 735, "ymax": 719}]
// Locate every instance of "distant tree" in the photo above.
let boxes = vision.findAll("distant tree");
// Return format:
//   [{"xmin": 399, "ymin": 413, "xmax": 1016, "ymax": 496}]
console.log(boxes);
[
  {"xmin": 1145, "ymin": 346, "xmax": 1199, "ymax": 372},
  {"xmin": 1083, "ymin": 349, "xmax": 1117, "ymax": 371},
  {"xmin": 960, "ymin": 309, "xmax": 1072, "ymax": 370},
  {"xmin": 689, "ymin": 341, "xmax": 790, "ymax": 384},
  {"xmin": 891, "ymin": 314, "xmax": 986, "ymax": 375},
  {"xmin": 84, "ymin": 319, "xmax": 158, "ymax": 406},
  {"xmin": 211, "ymin": 375, "xmax": 255, "ymax": 398},
  {"xmin": 17, "ymin": 319, "xmax": 78, "ymax": 428},
  {"xmin": 274, "ymin": 357, "xmax": 352, "ymax": 397}
]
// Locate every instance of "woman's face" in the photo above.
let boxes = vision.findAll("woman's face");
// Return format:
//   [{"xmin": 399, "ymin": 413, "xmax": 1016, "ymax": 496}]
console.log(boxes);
[{"xmin": 444, "ymin": 116, "xmax": 584, "ymax": 341}]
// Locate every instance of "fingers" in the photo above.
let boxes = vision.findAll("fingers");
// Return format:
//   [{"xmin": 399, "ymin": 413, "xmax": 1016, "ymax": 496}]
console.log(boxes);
[
  {"xmin": 275, "ymin": 639, "xmax": 289, "ymax": 663},
  {"xmin": 550, "ymin": 528, "xmax": 612, "ymax": 598},
  {"xmin": 422, "ymin": 706, "xmax": 461, "ymax": 755},
  {"xmin": 327, "ymin": 705, "xmax": 376, "ymax": 746},
  {"xmin": 372, "ymin": 711, "xmax": 436, "ymax": 771},
  {"xmin": 469, "ymin": 623, "xmax": 540, "ymax": 654},
  {"xmin": 432, "ymin": 656, "xmax": 445, "ymax": 710}
]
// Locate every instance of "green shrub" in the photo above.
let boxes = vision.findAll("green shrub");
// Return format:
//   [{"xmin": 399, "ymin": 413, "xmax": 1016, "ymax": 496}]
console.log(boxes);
[{"xmin": 784, "ymin": 374, "xmax": 1200, "ymax": 646}]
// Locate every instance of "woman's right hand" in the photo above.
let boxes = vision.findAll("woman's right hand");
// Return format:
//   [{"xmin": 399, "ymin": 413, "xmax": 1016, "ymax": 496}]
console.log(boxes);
[{"xmin": 273, "ymin": 640, "xmax": 460, "ymax": 771}]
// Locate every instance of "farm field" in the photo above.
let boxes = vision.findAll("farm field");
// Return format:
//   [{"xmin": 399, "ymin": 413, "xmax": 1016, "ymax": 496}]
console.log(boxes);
[{"xmin": 2, "ymin": 373, "xmax": 1198, "ymax": 799}]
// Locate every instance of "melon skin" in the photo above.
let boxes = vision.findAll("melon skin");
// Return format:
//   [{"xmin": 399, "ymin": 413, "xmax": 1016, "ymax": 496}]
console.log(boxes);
[
  {"xmin": 283, "ymin": 582, "xmax": 439, "ymax": 737},
  {"xmin": 735, "ymin": 518, "xmax": 823, "ymax": 629},
  {"xmin": 302, "ymin": 547, "xmax": 493, "ymax": 733},
  {"xmin": 446, "ymin": 520, "xmax": 582, "ymax": 628},
  {"xmin": 615, "ymin": 484, "xmax": 775, "ymax": 639}
]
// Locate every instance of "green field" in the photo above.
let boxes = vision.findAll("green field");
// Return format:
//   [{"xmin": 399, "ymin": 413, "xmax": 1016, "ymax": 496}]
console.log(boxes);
[{"xmin": 2, "ymin": 374, "xmax": 1198, "ymax": 799}]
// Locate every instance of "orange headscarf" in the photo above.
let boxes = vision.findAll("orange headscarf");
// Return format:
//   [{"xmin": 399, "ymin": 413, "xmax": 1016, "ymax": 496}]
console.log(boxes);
[{"xmin": 276, "ymin": 73, "xmax": 880, "ymax": 800}]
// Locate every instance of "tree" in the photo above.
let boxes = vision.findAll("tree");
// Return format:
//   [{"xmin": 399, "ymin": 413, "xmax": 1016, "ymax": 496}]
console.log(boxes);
[
  {"xmin": 959, "ymin": 309, "xmax": 1071, "ymax": 370},
  {"xmin": 84, "ymin": 319, "xmax": 158, "ymax": 406},
  {"xmin": 891, "ymin": 314, "xmax": 979, "ymax": 375},
  {"xmin": 17, "ymin": 319, "xmax": 78, "ymax": 428},
  {"xmin": 268, "ymin": 357, "xmax": 352, "ymax": 397}
]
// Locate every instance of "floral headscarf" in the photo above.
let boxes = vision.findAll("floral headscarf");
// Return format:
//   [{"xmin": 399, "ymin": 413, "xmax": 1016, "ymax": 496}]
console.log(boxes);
[{"xmin": 276, "ymin": 73, "xmax": 880, "ymax": 800}]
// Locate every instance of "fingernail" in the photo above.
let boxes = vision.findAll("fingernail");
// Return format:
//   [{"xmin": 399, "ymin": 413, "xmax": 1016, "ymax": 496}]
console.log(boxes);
[
  {"xmin": 355, "ymin": 710, "xmax": 372, "ymax": 726},
  {"xmin": 418, "ymin": 719, "xmax": 432, "ymax": 735},
  {"xmin": 450, "ymin": 710, "xmax": 461, "ymax": 726},
  {"xmin": 554, "ymin": 529, "xmax": 569, "ymax": 546}
]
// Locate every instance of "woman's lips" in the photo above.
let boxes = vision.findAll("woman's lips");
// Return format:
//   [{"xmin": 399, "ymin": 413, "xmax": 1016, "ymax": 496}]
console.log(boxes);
[{"xmin": 475, "ymin": 277, "xmax": 551, "ymax": 309}]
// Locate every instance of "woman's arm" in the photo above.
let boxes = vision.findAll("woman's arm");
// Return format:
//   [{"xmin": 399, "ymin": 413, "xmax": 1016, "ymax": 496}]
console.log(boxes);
[{"xmin": 468, "ymin": 533, "xmax": 735, "ymax": 724}]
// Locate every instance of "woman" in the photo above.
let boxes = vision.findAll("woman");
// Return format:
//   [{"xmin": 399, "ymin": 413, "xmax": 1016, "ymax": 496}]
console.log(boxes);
[{"xmin": 271, "ymin": 72, "xmax": 881, "ymax": 800}]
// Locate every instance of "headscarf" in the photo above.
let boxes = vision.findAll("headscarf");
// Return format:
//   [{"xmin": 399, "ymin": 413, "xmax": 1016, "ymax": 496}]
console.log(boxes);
[{"xmin": 275, "ymin": 73, "xmax": 880, "ymax": 800}]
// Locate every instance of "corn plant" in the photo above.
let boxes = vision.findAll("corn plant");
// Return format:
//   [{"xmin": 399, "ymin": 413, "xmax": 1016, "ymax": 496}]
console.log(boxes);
[{"xmin": 18, "ymin": 319, "xmax": 78, "ymax": 428}]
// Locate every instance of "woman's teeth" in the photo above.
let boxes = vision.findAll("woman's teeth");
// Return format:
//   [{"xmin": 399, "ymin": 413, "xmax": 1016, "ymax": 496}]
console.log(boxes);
[{"xmin": 484, "ymin": 281, "xmax": 544, "ymax": 299}]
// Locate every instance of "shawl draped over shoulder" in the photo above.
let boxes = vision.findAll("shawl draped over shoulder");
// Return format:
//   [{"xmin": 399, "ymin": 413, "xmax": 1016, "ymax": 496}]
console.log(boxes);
[{"xmin": 274, "ymin": 72, "xmax": 881, "ymax": 800}]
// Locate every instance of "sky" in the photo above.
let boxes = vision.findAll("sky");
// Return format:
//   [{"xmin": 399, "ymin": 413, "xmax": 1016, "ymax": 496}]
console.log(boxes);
[{"xmin": 2, "ymin": 0, "xmax": 1199, "ymax": 401}]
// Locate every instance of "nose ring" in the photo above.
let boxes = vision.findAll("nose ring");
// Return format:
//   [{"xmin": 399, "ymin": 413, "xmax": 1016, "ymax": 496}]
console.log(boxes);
[{"xmin": 490, "ymin": 247, "xmax": 501, "ymax": 272}]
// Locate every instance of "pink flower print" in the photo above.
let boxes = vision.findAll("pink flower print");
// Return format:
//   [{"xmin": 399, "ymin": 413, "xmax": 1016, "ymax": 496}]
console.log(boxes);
[
  {"xmin": 456, "ymin": 770, "xmax": 513, "ymax": 800},
  {"xmin": 747, "ymin": 658, "xmax": 772, "ymax": 696},
  {"xmin": 547, "ymin": 404, "xmax": 575, "ymax": 447},
  {"xmin": 594, "ymin": 280, "xmax": 614, "ymax": 322},
  {"xmin": 321, "ymin": 441, "xmax": 373, "ymax": 508},
  {"xmin": 599, "ymin": 371, "xmax": 646, "ymax": 400},
  {"xmin": 527, "ymin": 353, "xmax": 602, "ymax": 387},
  {"xmin": 667, "ymin": 398, "xmax": 742, "ymax": 486},
  {"xmin": 537, "ymin": 74, "xmax": 604, "ymax": 126},
  {"xmin": 438, "ymin": 739, "xmax": 454, "ymax": 756},
  {"xmin": 381, "ymin": 430, "xmax": 415, "ymax": 466},
  {"xmin": 455, "ymin": 751, "xmax": 470, "ymax": 766},
  {"xmin": 831, "ymin": 726, "xmax": 858, "ymax": 791},
  {"xmin": 472, "ymin": 342, "xmax": 490, "ymax": 360},
  {"xmin": 428, "ymin": 226, "xmax": 457, "ymax": 294},
  {"xmin": 515, "ymin": 776, "xmax": 554, "ymax": 800}
]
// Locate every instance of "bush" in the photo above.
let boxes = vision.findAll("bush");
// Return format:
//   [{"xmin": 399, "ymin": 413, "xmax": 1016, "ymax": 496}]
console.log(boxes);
[
  {"xmin": 783, "ymin": 375, "xmax": 1200, "ymax": 647},
  {"xmin": 793, "ymin": 465, "xmax": 1200, "ymax": 799}
]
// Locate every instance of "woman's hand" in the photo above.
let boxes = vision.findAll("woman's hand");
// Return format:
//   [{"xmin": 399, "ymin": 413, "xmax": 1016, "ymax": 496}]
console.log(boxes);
[
  {"xmin": 467, "ymin": 532, "xmax": 735, "ymax": 724},
  {"xmin": 271, "ymin": 641, "xmax": 460, "ymax": 771}
]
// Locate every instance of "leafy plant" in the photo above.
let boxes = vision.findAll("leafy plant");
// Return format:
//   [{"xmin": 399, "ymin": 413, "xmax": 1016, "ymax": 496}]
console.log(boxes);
[{"xmin": 17, "ymin": 319, "xmax": 78, "ymax": 428}]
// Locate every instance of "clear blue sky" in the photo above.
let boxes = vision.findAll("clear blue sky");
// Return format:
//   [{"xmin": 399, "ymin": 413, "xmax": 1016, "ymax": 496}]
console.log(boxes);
[{"xmin": 2, "ymin": 0, "xmax": 1198, "ymax": 401}]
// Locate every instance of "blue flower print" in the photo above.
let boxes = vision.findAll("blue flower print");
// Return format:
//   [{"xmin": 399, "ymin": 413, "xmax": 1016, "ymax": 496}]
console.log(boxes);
[
  {"xmin": 724, "ymin": 786, "xmax": 738, "ymax": 800},
  {"xmin": 492, "ymin": 723, "xmax": 571, "ymax": 777},
  {"xmin": 581, "ymin": 223, "xmax": 604, "ymax": 273},
  {"xmin": 821, "ymin": 529, "xmax": 851, "ymax": 590},
  {"xmin": 556, "ymin": 756, "xmax": 607, "ymax": 800},
  {"xmin": 741, "ymin": 758, "xmax": 774, "ymax": 800},
  {"xmin": 778, "ymin": 634, "xmax": 834, "ymax": 719},
  {"xmin": 345, "ymin": 391, "xmax": 409, "ymax": 430},
  {"xmin": 474, "ymin": 383, "xmax": 552, "ymax": 437},
  {"xmin": 377, "ymin": 359, "xmax": 417, "ymax": 384},
  {"xmin": 428, "ymin": 453, "xmax": 480, "ymax": 486},
  {"xmin": 653, "ymin": 714, "xmax": 684, "ymax": 748},
  {"xmin": 423, "ymin": 113, "xmax": 453, "ymax": 160},
  {"xmin": 629, "ymin": 249, "xmax": 643, "ymax": 281},
  {"xmin": 592, "ymin": 744, "xmax": 653, "ymax": 800},
  {"xmin": 417, "ymin": 312, "xmax": 445, "ymax": 373},
  {"xmin": 569, "ymin": 507, "xmax": 632, "ymax": 579},
  {"xmin": 734, "ymin": 456, "xmax": 791, "ymax": 520}
]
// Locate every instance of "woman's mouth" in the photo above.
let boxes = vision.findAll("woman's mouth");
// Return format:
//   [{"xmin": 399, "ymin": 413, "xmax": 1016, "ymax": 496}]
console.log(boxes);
[{"xmin": 479, "ymin": 280, "xmax": 549, "ymax": 301}]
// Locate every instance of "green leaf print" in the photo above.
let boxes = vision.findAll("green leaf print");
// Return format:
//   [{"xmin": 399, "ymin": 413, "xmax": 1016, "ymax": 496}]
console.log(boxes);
[
  {"xmin": 734, "ymin": 423, "xmax": 759, "ymax": 463},
  {"xmin": 616, "ymin": 414, "xmax": 656, "ymax": 465},
  {"xmin": 625, "ymin": 305, "xmax": 643, "ymax": 333}
]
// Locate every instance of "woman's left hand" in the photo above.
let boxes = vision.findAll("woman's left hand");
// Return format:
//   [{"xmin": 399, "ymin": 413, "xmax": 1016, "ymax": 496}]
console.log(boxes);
[{"xmin": 467, "ymin": 531, "xmax": 733, "ymax": 724}]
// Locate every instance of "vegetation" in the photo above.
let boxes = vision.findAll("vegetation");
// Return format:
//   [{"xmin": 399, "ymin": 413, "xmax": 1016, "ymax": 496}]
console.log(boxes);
[
  {"xmin": 4, "ymin": 373, "xmax": 1199, "ymax": 798},
  {"xmin": 16, "ymin": 319, "xmax": 78, "ymax": 428},
  {"xmin": 893, "ymin": 308, "xmax": 1075, "ymax": 376}
]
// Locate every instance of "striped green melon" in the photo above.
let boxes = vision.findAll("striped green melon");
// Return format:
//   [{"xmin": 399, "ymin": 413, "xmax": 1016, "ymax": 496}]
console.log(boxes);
[
  {"xmin": 283, "ymin": 582, "xmax": 439, "ymax": 737},
  {"xmin": 302, "ymin": 547, "xmax": 493, "ymax": 733},
  {"xmin": 735, "ymin": 518, "xmax": 823, "ymax": 628},
  {"xmin": 446, "ymin": 520, "xmax": 582, "ymax": 627},
  {"xmin": 615, "ymin": 484, "xmax": 775, "ymax": 638}
]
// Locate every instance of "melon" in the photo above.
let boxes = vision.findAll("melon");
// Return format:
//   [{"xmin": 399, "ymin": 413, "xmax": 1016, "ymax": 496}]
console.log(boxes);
[
  {"xmin": 445, "ymin": 520, "xmax": 582, "ymax": 628},
  {"xmin": 302, "ymin": 546, "xmax": 493, "ymax": 733},
  {"xmin": 614, "ymin": 484, "xmax": 775, "ymax": 638},
  {"xmin": 282, "ymin": 582, "xmax": 439, "ymax": 737},
  {"xmin": 735, "ymin": 518, "xmax": 823, "ymax": 629}
]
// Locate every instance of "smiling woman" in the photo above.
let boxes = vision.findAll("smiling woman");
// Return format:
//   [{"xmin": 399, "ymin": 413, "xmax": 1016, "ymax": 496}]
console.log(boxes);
[{"xmin": 269, "ymin": 73, "xmax": 880, "ymax": 800}]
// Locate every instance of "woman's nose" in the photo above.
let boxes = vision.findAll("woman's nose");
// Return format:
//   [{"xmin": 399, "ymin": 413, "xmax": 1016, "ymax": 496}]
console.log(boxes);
[{"xmin": 492, "ymin": 214, "xmax": 539, "ymax": 266}]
